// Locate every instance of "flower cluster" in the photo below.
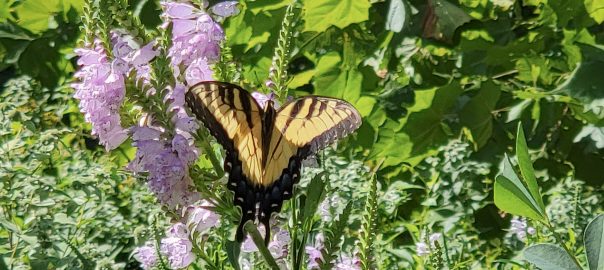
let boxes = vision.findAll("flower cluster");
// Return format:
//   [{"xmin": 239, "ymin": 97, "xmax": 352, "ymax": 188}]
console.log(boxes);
[
  {"xmin": 133, "ymin": 223, "xmax": 198, "ymax": 269},
  {"xmin": 509, "ymin": 216, "xmax": 536, "ymax": 241},
  {"xmin": 306, "ymin": 233, "xmax": 325, "ymax": 269},
  {"xmin": 72, "ymin": 33, "xmax": 156, "ymax": 150},
  {"xmin": 128, "ymin": 128, "xmax": 200, "ymax": 209},
  {"xmin": 241, "ymin": 223, "xmax": 290, "ymax": 268},
  {"xmin": 185, "ymin": 200, "xmax": 220, "ymax": 233},
  {"xmin": 161, "ymin": 1, "xmax": 226, "ymax": 84}
]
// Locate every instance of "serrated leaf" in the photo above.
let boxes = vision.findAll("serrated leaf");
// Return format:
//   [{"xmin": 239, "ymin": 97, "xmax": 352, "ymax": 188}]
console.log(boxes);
[
  {"xmin": 385, "ymin": 0, "xmax": 406, "ymax": 33},
  {"xmin": 585, "ymin": 214, "xmax": 604, "ymax": 270},
  {"xmin": 494, "ymin": 154, "xmax": 546, "ymax": 221},
  {"xmin": 515, "ymin": 124, "xmax": 545, "ymax": 211},
  {"xmin": 303, "ymin": 0, "xmax": 371, "ymax": 33},
  {"xmin": 524, "ymin": 244, "xmax": 581, "ymax": 270}
]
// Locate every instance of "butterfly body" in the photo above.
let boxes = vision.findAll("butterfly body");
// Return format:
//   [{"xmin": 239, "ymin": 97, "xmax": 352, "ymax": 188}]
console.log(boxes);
[{"xmin": 185, "ymin": 81, "xmax": 361, "ymax": 243}]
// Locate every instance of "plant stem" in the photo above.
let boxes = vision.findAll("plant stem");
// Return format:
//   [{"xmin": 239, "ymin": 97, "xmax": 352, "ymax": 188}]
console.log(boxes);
[
  {"xmin": 543, "ymin": 221, "xmax": 583, "ymax": 269},
  {"xmin": 245, "ymin": 222, "xmax": 280, "ymax": 270}
]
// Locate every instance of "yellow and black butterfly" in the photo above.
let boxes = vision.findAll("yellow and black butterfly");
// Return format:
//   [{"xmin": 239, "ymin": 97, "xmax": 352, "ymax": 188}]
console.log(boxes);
[{"xmin": 185, "ymin": 81, "xmax": 361, "ymax": 243}]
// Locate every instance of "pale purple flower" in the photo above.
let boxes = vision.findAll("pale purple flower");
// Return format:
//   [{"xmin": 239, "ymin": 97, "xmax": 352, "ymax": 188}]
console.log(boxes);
[
  {"xmin": 268, "ymin": 228, "xmax": 290, "ymax": 259},
  {"xmin": 334, "ymin": 254, "xmax": 361, "ymax": 270},
  {"xmin": 251, "ymin": 91, "xmax": 280, "ymax": 109},
  {"xmin": 510, "ymin": 216, "xmax": 535, "ymax": 241},
  {"xmin": 133, "ymin": 241, "xmax": 158, "ymax": 270},
  {"xmin": 211, "ymin": 1, "xmax": 239, "ymax": 17},
  {"xmin": 131, "ymin": 42, "xmax": 160, "ymax": 66},
  {"xmin": 163, "ymin": 2, "xmax": 200, "ymax": 19},
  {"xmin": 73, "ymin": 31, "xmax": 158, "ymax": 151},
  {"xmin": 72, "ymin": 41, "xmax": 128, "ymax": 150},
  {"xmin": 415, "ymin": 242, "xmax": 430, "ymax": 256},
  {"xmin": 319, "ymin": 195, "xmax": 341, "ymax": 221},
  {"xmin": 428, "ymin": 232, "xmax": 441, "ymax": 248},
  {"xmin": 306, "ymin": 246, "xmax": 323, "ymax": 269},
  {"xmin": 162, "ymin": 2, "xmax": 224, "ymax": 70},
  {"xmin": 185, "ymin": 58, "xmax": 214, "ymax": 85},
  {"xmin": 242, "ymin": 224, "xmax": 289, "ymax": 258},
  {"xmin": 185, "ymin": 200, "xmax": 220, "ymax": 233},
  {"xmin": 166, "ymin": 84, "xmax": 199, "ymax": 134},
  {"xmin": 161, "ymin": 223, "xmax": 196, "ymax": 269},
  {"xmin": 128, "ymin": 127, "xmax": 200, "ymax": 210}
]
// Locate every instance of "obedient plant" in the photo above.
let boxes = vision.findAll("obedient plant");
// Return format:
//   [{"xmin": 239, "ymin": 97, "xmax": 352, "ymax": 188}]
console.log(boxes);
[{"xmin": 73, "ymin": 1, "xmax": 372, "ymax": 269}]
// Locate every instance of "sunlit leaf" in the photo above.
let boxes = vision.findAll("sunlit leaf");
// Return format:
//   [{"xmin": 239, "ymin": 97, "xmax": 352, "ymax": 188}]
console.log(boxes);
[
  {"xmin": 303, "ymin": 0, "xmax": 371, "ymax": 33},
  {"xmin": 385, "ymin": 0, "xmax": 406, "ymax": 33},
  {"xmin": 524, "ymin": 244, "xmax": 581, "ymax": 270},
  {"xmin": 585, "ymin": 0, "xmax": 604, "ymax": 23},
  {"xmin": 15, "ymin": 0, "xmax": 60, "ymax": 33},
  {"xmin": 515, "ymin": 124, "xmax": 545, "ymax": 211},
  {"xmin": 459, "ymin": 81, "xmax": 500, "ymax": 148},
  {"xmin": 494, "ymin": 154, "xmax": 545, "ymax": 221}
]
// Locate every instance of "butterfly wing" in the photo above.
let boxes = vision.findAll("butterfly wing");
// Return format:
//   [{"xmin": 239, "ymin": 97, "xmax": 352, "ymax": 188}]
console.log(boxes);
[
  {"xmin": 185, "ymin": 81, "xmax": 264, "ymax": 241},
  {"xmin": 256, "ymin": 96, "xmax": 362, "ymax": 234}
]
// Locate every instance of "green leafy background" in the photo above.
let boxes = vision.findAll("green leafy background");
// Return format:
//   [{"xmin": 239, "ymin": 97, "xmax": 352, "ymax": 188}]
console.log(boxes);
[{"xmin": 2, "ymin": 0, "xmax": 604, "ymax": 269}]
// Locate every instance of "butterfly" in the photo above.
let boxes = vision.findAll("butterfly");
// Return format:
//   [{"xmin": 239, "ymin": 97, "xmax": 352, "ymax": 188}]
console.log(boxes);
[{"xmin": 185, "ymin": 81, "xmax": 361, "ymax": 244}]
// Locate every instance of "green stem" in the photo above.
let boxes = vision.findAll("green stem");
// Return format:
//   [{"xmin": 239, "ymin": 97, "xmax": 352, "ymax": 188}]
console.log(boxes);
[
  {"xmin": 245, "ymin": 222, "xmax": 280, "ymax": 270},
  {"xmin": 544, "ymin": 220, "xmax": 583, "ymax": 269},
  {"xmin": 195, "ymin": 129, "xmax": 224, "ymax": 177}
]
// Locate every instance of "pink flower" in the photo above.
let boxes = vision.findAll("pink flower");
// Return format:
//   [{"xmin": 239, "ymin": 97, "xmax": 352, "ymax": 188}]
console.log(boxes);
[
  {"xmin": 210, "ymin": 1, "xmax": 239, "ymax": 17},
  {"xmin": 73, "ymin": 31, "xmax": 158, "ymax": 151},
  {"xmin": 334, "ymin": 254, "xmax": 361, "ymax": 270},
  {"xmin": 161, "ymin": 223, "xmax": 196, "ymax": 269},
  {"xmin": 185, "ymin": 58, "xmax": 214, "ymax": 85},
  {"xmin": 162, "ymin": 1, "xmax": 224, "ymax": 72},
  {"xmin": 128, "ymin": 127, "xmax": 200, "ymax": 210},
  {"xmin": 185, "ymin": 200, "xmax": 220, "ymax": 233},
  {"xmin": 133, "ymin": 241, "xmax": 159, "ymax": 270},
  {"xmin": 251, "ymin": 91, "xmax": 280, "ymax": 109},
  {"xmin": 306, "ymin": 246, "xmax": 323, "ymax": 269}
]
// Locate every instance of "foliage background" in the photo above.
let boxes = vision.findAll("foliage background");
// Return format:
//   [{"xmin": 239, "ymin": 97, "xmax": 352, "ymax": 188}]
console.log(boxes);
[{"xmin": 1, "ymin": 0, "xmax": 604, "ymax": 269}]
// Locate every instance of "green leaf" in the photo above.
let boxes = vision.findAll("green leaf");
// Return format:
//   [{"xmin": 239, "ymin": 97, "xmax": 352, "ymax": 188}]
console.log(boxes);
[
  {"xmin": 585, "ymin": 0, "xmax": 604, "ymax": 23},
  {"xmin": 459, "ymin": 81, "xmax": 501, "ymax": 148},
  {"xmin": 303, "ymin": 0, "xmax": 371, "ymax": 33},
  {"xmin": 424, "ymin": 0, "xmax": 472, "ymax": 42},
  {"xmin": 385, "ymin": 0, "xmax": 406, "ymax": 33},
  {"xmin": 515, "ymin": 124, "xmax": 545, "ymax": 211},
  {"xmin": 312, "ymin": 52, "xmax": 362, "ymax": 103},
  {"xmin": 402, "ymin": 82, "xmax": 463, "ymax": 155},
  {"xmin": 226, "ymin": 241, "xmax": 241, "ymax": 270},
  {"xmin": 494, "ymin": 154, "xmax": 546, "ymax": 221},
  {"xmin": 558, "ymin": 44, "xmax": 604, "ymax": 113},
  {"xmin": 524, "ymin": 244, "xmax": 581, "ymax": 270},
  {"xmin": 15, "ymin": 0, "xmax": 60, "ymax": 33},
  {"xmin": 302, "ymin": 173, "xmax": 326, "ymax": 223},
  {"xmin": 585, "ymin": 214, "xmax": 604, "ymax": 270}
]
